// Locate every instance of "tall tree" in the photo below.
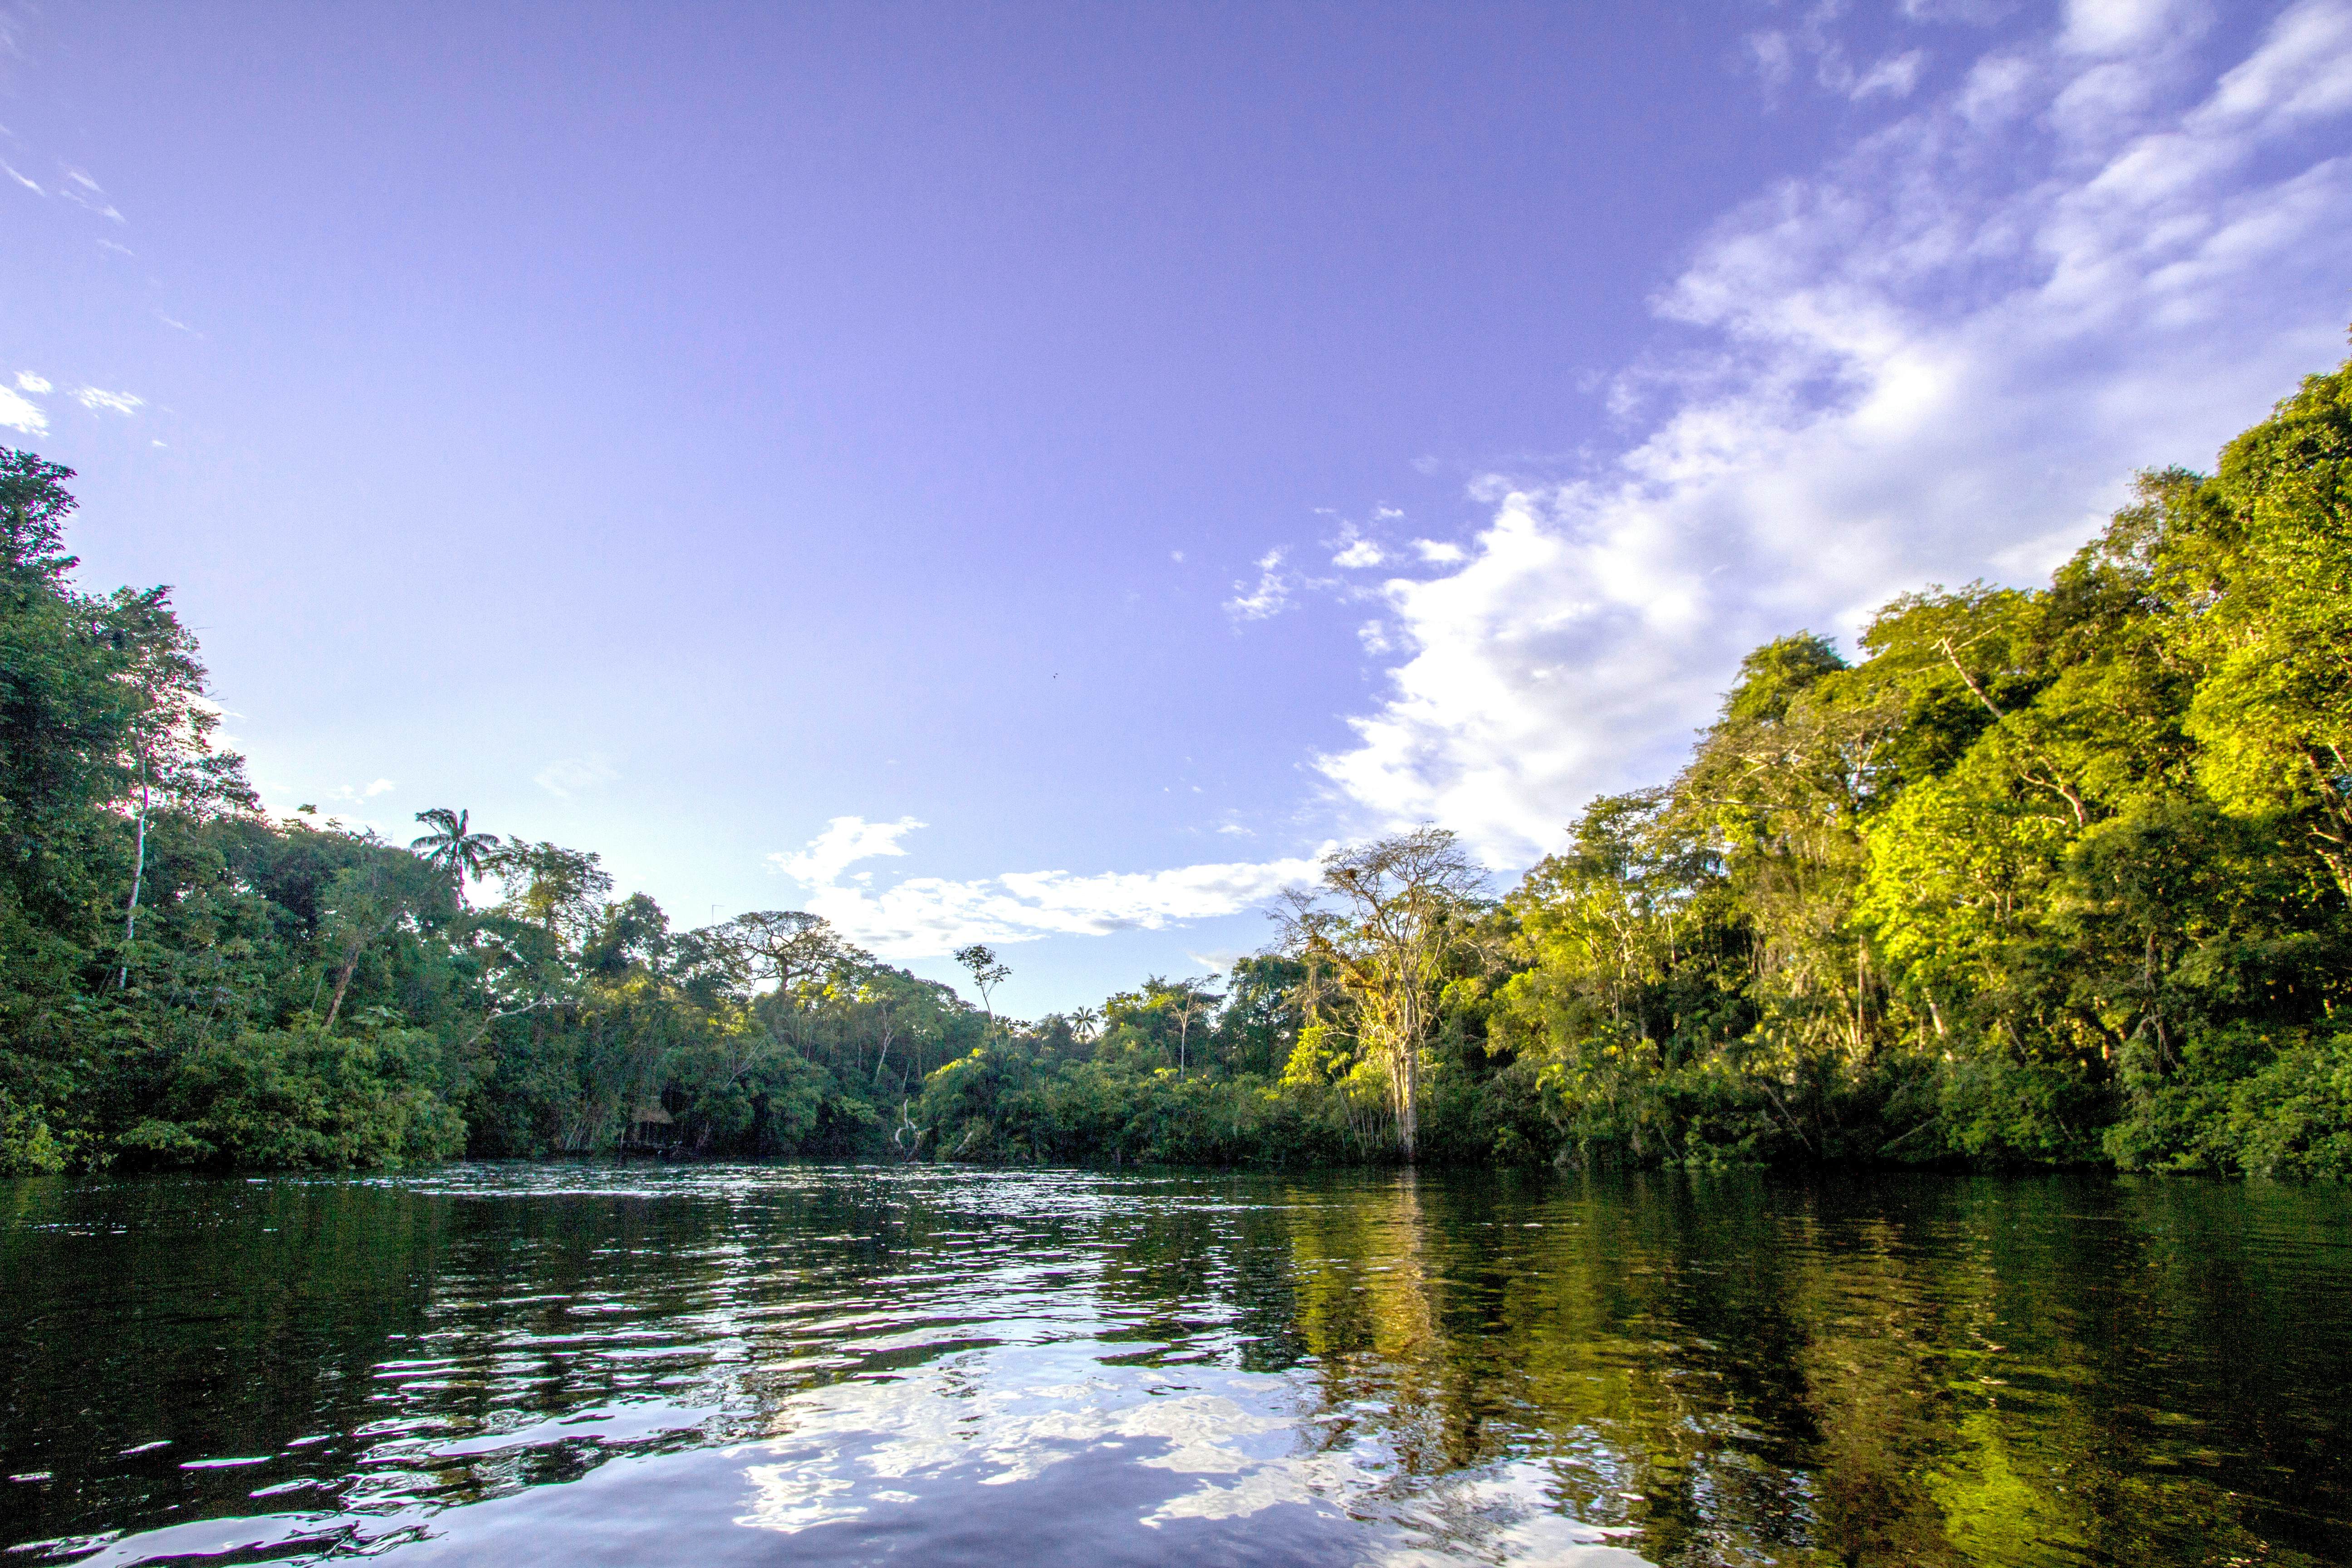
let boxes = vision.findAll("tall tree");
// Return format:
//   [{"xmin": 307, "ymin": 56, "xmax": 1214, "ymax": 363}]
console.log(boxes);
[
  {"xmin": 955, "ymin": 942, "xmax": 1010, "ymax": 1039},
  {"xmin": 1146, "ymin": 974, "xmax": 1221, "ymax": 1079},
  {"xmin": 732, "ymin": 911, "xmax": 850, "ymax": 994},
  {"xmin": 488, "ymin": 838, "xmax": 613, "ymax": 942},
  {"xmin": 2165, "ymin": 358, "xmax": 2352, "ymax": 897},
  {"xmin": 1278, "ymin": 828, "xmax": 1489, "ymax": 1160},
  {"xmin": 0, "ymin": 453, "xmax": 127, "ymax": 931},
  {"xmin": 104, "ymin": 586, "xmax": 252, "ymax": 987}
]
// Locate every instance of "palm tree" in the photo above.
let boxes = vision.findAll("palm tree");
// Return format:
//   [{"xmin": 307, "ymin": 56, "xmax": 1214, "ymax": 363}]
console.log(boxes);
[{"xmin": 411, "ymin": 808, "xmax": 499, "ymax": 907}]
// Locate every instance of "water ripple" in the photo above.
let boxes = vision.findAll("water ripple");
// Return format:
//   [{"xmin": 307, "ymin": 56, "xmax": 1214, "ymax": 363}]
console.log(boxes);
[{"xmin": 3, "ymin": 1166, "xmax": 2348, "ymax": 1566}]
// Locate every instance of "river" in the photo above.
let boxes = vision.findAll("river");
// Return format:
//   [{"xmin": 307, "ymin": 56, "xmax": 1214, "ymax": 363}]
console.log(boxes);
[{"xmin": 2, "ymin": 1165, "xmax": 2346, "ymax": 1566}]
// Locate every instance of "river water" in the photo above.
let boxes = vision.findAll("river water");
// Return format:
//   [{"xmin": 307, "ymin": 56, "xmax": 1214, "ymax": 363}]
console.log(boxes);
[{"xmin": 2, "ymin": 1165, "xmax": 2347, "ymax": 1567}]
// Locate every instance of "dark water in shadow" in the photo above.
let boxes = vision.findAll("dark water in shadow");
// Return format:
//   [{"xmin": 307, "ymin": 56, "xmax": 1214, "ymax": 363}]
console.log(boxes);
[{"xmin": 2, "ymin": 1165, "xmax": 2347, "ymax": 1567}]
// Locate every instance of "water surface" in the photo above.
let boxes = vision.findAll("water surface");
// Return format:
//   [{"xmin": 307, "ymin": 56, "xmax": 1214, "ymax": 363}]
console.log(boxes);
[{"xmin": 3, "ymin": 1165, "xmax": 2347, "ymax": 1566}]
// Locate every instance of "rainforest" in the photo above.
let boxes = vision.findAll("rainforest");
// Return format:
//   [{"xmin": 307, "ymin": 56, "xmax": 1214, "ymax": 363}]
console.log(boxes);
[{"xmin": 4, "ymin": 350, "xmax": 2348, "ymax": 1181}]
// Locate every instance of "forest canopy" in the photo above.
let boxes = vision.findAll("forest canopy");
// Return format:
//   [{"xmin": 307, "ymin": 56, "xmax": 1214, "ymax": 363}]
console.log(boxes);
[{"xmin": 3, "ymin": 347, "xmax": 2347, "ymax": 1177}]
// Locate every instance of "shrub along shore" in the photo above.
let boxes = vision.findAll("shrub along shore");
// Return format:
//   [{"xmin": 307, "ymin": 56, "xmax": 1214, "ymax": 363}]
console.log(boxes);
[{"xmin": 5, "ymin": 351, "xmax": 2349, "ymax": 1178}]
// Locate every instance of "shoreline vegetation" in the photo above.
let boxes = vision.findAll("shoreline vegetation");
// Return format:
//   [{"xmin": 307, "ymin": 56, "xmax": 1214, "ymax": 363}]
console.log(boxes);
[{"xmin": 4, "ymin": 351, "xmax": 2348, "ymax": 1181}]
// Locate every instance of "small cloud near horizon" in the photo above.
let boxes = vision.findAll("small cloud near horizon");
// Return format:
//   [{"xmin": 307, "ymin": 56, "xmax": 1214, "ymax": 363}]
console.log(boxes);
[
  {"xmin": 534, "ymin": 756, "xmax": 617, "ymax": 798},
  {"xmin": 769, "ymin": 814, "xmax": 924, "ymax": 885},
  {"xmin": 769, "ymin": 815, "xmax": 1326, "ymax": 959}
]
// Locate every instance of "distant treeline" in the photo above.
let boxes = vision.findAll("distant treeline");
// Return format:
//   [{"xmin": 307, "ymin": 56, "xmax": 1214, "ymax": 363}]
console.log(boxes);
[{"xmin": 4, "ymin": 350, "xmax": 2348, "ymax": 1178}]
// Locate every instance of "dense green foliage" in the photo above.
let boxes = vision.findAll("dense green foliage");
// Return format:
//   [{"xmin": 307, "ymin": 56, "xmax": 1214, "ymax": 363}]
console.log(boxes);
[
  {"xmin": 1482, "ymin": 351, "xmax": 2352, "ymax": 1179},
  {"xmin": 3, "ymin": 351, "xmax": 2347, "ymax": 1176}
]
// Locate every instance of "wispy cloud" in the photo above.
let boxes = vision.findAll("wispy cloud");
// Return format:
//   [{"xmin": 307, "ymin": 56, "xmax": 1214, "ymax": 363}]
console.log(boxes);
[
  {"xmin": 71, "ymin": 386, "xmax": 142, "ymax": 416},
  {"xmin": 0, "ymin": 160, "xmax": 38, "ymax": 194},
  {"xmin": 534, "ymin": 755, "xmax": 617, "ymax": 798},
  {"xmin": 1320, "ymin": 0, "xmax": 2352, "ymax": 866},
  {"xmin": 1847, "ymin": 49, "xmax": 1928, "ymax": 99},
  {"xmin": 770, "ymin": 817, "xmax": 1325, "ymax": 957},
  {"xmin": 1749, "ymin": 1, "xmax": 1934, "ymax": 104},
  {"xmin": 56, "ymin": 167, "xmax": 124, "ymax": 223}
]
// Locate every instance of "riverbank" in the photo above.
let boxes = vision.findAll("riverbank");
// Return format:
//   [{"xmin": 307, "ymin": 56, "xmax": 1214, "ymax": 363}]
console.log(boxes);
[{"xmin": 8, "ymin": 353, "xmax": 2352, "ymax": 1182}]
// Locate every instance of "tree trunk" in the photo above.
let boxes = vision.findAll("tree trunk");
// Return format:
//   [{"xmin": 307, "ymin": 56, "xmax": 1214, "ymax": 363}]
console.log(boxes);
[
  {"xmin": 117, "ymin": 750, "xmax": 151, "ymax": 990},
  {"xmin": 322, "ymin": 946, "xmax": 361, "ymax": 1032},
  {"xmin": 1395, "ymin": 1040, "xmax": 1419, "ymax": 1161}
]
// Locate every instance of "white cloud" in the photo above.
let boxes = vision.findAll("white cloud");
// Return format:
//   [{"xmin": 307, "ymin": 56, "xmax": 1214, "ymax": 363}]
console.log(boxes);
[
  {"xmin": 71, "ymin": 386, "xmax": 142, "ymax": 415},
  {"xmin": 15, "ymin": 372, "xmax": 50, "ymax": 393},
  {"xmin": 1223, "ymin": 548, "xmax": 1294, "ymax": 620},
  {"xmin": 769, "ymin": 818, "xmax": 1325, "ymax": 958},
  {"xmin": 1900, "ymin": 0, "xmax": 2017, "ymax": 21},
  {"xmin": 1324, "ymin": 513, "xmax": 1410, "ymax": 570},
  {"xmin": 1411, "ymin": 539, "xmax": 1467, "ymax": 564},
  {"xmin": 534, "ymin": 755, "xmax": 617, "ymax": 798},
  {"xmin": 769, "ymin": 814, "xmax": 924, "ymax": 884},
  {"xmin": 2062, "ymin": 0, "xmax": 2203, "ymax": 58},
  {"xmin": 0, "ymin": 385, "xmax": 45, "ymax": 435},
  {"xmin": 1849, "ymin": 49, "xmax": 1928, "ymax": 99},
  {"xmin": 1, "ymin": 161, "xmax": 39, "ymax": 194},
  {"xmin": 1319, "ymin": 0, "xmax": 2352, "ymax": 867}
]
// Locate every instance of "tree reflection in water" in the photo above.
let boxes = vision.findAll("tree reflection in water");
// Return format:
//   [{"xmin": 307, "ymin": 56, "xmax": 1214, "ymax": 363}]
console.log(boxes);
[
  {"xmin": 0, "ymin": 1167, "xmax": 2344, "ymax": 1567},
  {"xmin": 1258, "ymin": 1171, "xmax": 2347, "ymax": 1567}
]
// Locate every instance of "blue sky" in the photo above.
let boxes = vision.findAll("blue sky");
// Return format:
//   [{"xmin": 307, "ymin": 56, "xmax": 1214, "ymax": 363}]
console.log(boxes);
[{"xmin": 5, "ymin": 0, "xmax": 2348, "ymax": 1017}]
